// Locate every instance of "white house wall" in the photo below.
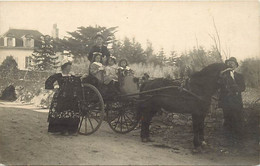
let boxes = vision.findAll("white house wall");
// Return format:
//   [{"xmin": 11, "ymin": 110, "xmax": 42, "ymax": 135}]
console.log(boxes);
[{"xmin": 0, "ymin": 49, "xmax": 33, "ymax": 70}]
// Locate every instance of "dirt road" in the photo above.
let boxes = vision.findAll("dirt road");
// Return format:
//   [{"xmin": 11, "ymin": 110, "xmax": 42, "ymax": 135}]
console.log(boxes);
[{"xmin": 0, "ymin": 101, "xmax": 258, "ymax": 165}]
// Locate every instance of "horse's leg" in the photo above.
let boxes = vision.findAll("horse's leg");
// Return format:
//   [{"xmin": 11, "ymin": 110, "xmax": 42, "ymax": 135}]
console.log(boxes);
[
  {"xmin": 192, "ymin": 113, "xmax": 201, "ymax": 148},
  {"xmin": 198, "ymin": 113, "xmax": 207, "ymax": 146},
  {"xmin": 140, "ymin": 102, "xmax": 157, "ymax": 142}
]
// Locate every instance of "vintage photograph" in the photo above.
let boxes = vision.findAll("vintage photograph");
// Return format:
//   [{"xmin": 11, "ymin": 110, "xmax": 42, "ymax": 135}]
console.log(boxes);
[{"xmin": 0, "ymin": 1, "xmax": 259, "ymax": 165}]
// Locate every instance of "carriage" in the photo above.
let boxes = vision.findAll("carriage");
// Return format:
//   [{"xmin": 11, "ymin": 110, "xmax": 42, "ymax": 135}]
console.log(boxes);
[{"xmin": 77, "ymin": 70, "xmax": 143, "ymax": 135}]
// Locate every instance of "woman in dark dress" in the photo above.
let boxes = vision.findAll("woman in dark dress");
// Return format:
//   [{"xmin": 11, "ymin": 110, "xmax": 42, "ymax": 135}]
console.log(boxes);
[{"xmin": 45, "ymin": 60, "xmax": 82, "ymax": 135}]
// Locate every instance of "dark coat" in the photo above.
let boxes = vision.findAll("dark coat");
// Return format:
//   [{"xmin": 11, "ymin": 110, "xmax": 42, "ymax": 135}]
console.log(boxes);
[
  {"xmin": 219, "ymin": 71, "xmax": 245, "ymax": 110},
  {"xmin": 88, "ymin": 45, "xmax": 110, "ymax": 62}
]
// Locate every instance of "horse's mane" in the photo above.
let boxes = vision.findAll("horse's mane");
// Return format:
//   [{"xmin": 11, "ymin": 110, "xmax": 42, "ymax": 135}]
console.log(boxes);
[{"xmin": 190, "ymin": 63, "xmax": 227, "ymax": 78}]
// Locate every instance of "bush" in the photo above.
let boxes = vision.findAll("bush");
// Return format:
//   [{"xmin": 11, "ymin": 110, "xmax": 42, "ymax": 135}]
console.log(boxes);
[
  {"xmin": 0, "ymin": 56, "xmax": 19, "ymax": 78},
  {"xmin": 240, "ymin": 58, "xmax": 260, "ymax": 88},
  {"xmin": 130, "ymin": 63, "xmax": 179, "ymax": 79}
]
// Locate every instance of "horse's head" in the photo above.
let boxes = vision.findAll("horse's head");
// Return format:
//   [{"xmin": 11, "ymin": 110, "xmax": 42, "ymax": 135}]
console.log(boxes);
[{"xmin": 189, "ymin": 63, "xmax": 228, "ymax": 97}]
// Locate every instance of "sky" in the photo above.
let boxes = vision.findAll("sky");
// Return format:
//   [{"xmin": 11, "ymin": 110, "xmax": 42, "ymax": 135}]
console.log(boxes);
[{"xmin": 0, "ymin": 1, "xmax": 259, "ymax": 60}]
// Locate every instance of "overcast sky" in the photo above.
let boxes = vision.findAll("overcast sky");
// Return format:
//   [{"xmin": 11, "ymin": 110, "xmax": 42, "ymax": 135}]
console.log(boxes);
[{"xmin": 0, "ymin": 1, "xmax": 259, "ymax": 60}]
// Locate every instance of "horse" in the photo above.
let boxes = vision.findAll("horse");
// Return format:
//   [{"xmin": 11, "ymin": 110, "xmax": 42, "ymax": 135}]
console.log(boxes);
[{"xmin": 137, "ymin": 63, "xmax": 228, "ymax": 150}]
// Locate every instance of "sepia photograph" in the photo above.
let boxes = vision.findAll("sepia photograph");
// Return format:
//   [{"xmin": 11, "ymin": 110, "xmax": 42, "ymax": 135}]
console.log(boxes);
[{"xmin": 0, "ymin": 1, "xmax": 259, "ymax": 165}]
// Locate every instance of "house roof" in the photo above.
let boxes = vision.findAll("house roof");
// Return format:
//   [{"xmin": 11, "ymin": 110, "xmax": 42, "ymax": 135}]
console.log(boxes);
[{"xmin": 2, "ymin": 29, "xmax": 43, "ymax": 39}]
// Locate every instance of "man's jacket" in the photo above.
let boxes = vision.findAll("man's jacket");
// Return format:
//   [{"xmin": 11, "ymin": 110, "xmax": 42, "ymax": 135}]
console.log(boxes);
[{"xmin": 219, "ymin": 71, "xmax": 246, "ymax": 110}]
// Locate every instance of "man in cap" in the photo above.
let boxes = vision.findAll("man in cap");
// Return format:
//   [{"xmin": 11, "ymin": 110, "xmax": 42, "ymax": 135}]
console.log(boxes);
[
  {"xmin": 88, "ymin": 33, "xmax": 110, "ymax": 63},
  {"xmin": 219, "ymin": 57, "xmax": 246, "ymax": 139}
]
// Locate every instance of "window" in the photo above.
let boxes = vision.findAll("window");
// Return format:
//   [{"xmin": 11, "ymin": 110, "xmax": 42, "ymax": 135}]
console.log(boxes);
[
  {"xmin": 7, "ymin": 37, "xmax": 13, "ymax": 47},
  {"xmin": 25, "ymin": 38, "xmax": 33, "ymax": 47},
  {"xmin": 25, "ymin": 56, "xmax": 33, "ymax": 69}
]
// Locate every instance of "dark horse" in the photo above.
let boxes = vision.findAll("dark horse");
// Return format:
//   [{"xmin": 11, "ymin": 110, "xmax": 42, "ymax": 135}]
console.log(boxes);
[{"xmin": 138, "ymin": 63, "xmax": 228, "ymax": 149}]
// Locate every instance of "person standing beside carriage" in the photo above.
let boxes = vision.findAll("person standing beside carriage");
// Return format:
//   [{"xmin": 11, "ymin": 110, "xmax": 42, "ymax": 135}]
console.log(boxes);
[
  {"xmin": 219, "ymin": 57, "xmax": 245, "ymax": 139},
  {"xmin": 45, "ymin": 59, "xmax": 82, "ymax": 136},
  {"xmin": 88, "ymin": 33, "xmax": 110, "ymax": 64}
]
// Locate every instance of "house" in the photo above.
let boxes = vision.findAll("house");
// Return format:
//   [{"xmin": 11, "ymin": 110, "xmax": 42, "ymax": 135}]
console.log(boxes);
[{"xmin": 0, "ymin": 28, "xmax": 43, "ymax": 70}]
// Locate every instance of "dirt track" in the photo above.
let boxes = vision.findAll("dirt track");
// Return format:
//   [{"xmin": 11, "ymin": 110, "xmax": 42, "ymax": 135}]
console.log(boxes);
[{"xmin": 0, "ymin": 101, "xmax": 259, "ymax": 165}]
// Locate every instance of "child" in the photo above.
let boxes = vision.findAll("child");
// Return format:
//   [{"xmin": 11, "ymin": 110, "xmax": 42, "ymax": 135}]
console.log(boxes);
[
  {"xmin": 89, "ymin": 52, "xmax": 105, "ymax": 84},
  {"xmin": 104, "ymin": 56, "xmax": 118, "ymax": 85},
  {"xmin": 118, "ymin": 59, "xmax": 134, "ymax": 77}
]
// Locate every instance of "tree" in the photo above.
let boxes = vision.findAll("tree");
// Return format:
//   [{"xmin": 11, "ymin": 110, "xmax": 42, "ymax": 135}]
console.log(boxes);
[
  {"xmin": 156, "ymin": 48, "xmax": 166, "ymax": 66},
  {"xmin": 0, "ymin": 56, "xmax": 18, "ymax": 71},
  {"xmin": 32, "ymin": 35, "xmax": 59, "ymax": 71},
  {"xmin": 175, "ymin": 47, "xmax": 222, "ymax": 79},
  {"xmin": 114, "ymin": 37, "xmax": 146, "ymax": 64},
  {"xmin": 0, "ymin": 56, "xmax": 18, "ymax": 78},
  {"xmin": 60, "ymin": 25, "xmax": 118, "ymax": 59},
  {"xmin": 145, "ymin": 40, "xmax": 154, "ymax": 58},
  {"xmin": 145, "ymin": 40, "xmax": 161, "ymax": 65},
  {"xmin": 110, "ymin": 40, "xmax": 122, "ymax": 59},
  {"xmin": 240, "ymin": 58, "xmax": 260, "ymax": 88}
]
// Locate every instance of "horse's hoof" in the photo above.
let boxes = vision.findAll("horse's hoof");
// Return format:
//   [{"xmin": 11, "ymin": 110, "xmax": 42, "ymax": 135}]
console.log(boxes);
[
  {"xmin": 201, "ymin": 141, "xmax": 207, "ymax": 147},
  {"xmin": 141, "ymin": 138, "xmax": 154, "ymax": 143}
]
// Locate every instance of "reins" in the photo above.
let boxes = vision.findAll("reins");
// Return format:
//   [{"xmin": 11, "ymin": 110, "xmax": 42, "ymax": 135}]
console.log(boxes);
[{"xmin": 117, "ymin": 85, "xmax": 207, "ymax": 102}]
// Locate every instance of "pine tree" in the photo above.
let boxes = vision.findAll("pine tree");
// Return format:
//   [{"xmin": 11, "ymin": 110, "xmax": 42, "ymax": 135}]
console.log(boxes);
[
  {"xmin": 61, "ymin": 26, "xmax": 118, "ymax": 59},
  {"xmin": 32, "ymin": 35, "xmax": 59, "ymax": 71},
  {"xmin": 0, "ymin": 56, "xmax": 19, "ymax": 78}
]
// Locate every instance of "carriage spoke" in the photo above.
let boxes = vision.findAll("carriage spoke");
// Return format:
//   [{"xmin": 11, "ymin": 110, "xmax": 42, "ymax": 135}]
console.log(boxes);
[
  {"xmin": 78, "ymin": 116, "xmax": 84, "ymax": 132},
  {"xmin": 84, "ymin": 116, "xmax": 88, "ymax": 133},
  {"xmin": 87, "ymin": 117, "xmax": 94, "ymax": 131},
  {"xmin": 92, "ymin": 116, "xmax": 100, "ymax": 123},
  {"xmin": 113, "ymin": 115, "xmax": 121, "ymax": 129},
  {"xmin": 123, "ymin": 115, "xmax": 129, "ymax": 130},
  {"xmin": 125, "ymin": 114, "xmax": 134, "ymax": 124},
  {"xmin": 120, "ymin": 115, "xmax": 123, "ymax": 132}
]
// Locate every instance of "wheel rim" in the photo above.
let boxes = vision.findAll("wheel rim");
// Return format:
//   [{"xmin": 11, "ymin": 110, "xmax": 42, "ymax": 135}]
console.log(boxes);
[
  {"xmin": 107, "ymin": 100, "xmax": 139, "ymax": 134},
  {"xmin": 78, "ymin": 84, "xmax": 105, "ymax": 135}
]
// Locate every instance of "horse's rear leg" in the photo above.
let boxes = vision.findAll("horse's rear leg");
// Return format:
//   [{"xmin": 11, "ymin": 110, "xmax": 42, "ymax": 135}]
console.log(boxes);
[{"xmin": 192, "ymin": 113, "xmax": 207, "ymax": 150}]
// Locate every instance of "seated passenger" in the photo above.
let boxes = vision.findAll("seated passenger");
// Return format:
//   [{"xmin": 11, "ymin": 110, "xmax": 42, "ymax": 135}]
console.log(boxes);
[
  {"xmin": 118, "ymin": 59, "xmax": 134, "ymax": 77},
  {"xmin": 89, "ymin": 53, "xmax": 105, "ymax": 84},
  {"xmin": 104, "ymin": 56, "xmax": 118, "ymax": 85}
]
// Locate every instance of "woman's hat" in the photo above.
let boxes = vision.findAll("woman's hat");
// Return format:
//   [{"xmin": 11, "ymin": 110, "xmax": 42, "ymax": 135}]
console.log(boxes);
[
  {"xmin": 60, "ymin": 56, "xmax": 73, "ymax": 66},
  {"xmin": 93, "ymin": 52, "xmax": 102, "ymax": 56},
  {"xmin": 225, "ymin": 57, "xmax": 239, "ymax": 66},
  {"xmin": 92, "ymin": 52, "xmax": 102, "ymax": 63},
  {"xmin": 119, "ymin": 58, "xmax": 128, "ymax": 65},
  {"xmin": 106, "ymin": 56, "xmax": 117, "ymax": 65}
]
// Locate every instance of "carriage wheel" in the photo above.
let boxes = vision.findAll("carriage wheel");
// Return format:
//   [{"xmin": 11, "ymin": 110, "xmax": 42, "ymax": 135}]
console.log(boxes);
[
  {"xmin": 78, "ymin": 83, "xmax": 105, "ymax": 135},
  {"xmin": 106, "ymin": 100, "xmax": 139, "ymax": 134}
]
